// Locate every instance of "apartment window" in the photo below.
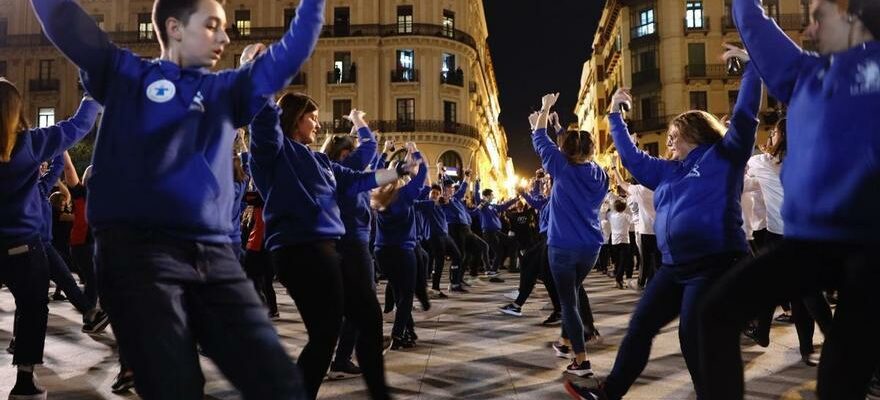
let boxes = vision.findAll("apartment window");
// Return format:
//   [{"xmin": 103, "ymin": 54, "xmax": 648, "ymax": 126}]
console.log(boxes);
[
  {"xmin": 690, "ymin": 91, "xmax": 708, "ymax": 111},
  {"xmin": 397, "ymin": 6, "xmax": 413, "ymax": 34},
  {"xmin": 233, "ymin": 53, "xmax": 241, "ymax": 68},
  {"xmin": 801, "ymin": 0, "xmax": 811, "ymax": 25},
  {"xmin": 235, "ymin": 10, "xmax": 251, "ymax": 36},
  {"xmin": 441, "ymin": 53, "xmax": 456, "ymax": 79},
  {"xmin": 138, "ymin": 13, "xmax": 154, "ymax": 40},
  {"xmin": 396, "ymin": 49, "xmax": 415, "ymax": 80},
  {"xmin": 637, "ymin": 49, "xmax": 657, "ymax": 71},
  {"xmin": 91, "ymin": 14, "xmax": 105, "ymax": 30},
  {"xmin": 332, "ymin": 52, "xmax": 353, "ymax": 83},
  {"xmin": 397, "ymin": 98, "xmax": 415, "ymax": 128},
  {"xmin": 38, "ymin": 59, "xmax": 54, "ymax": 81},
  {"xmin": 284, "ymin": 8, "xmax": 296, "ymax": 30},
  {"xmin": 443, "ymin": 101, "xmax": 457, "ymax": 124},
  {"xmin": 643, "ymin": 142, "xmax": 660, "ymax": 157},
  {"xmin": 334, "ymin": 7, "xmax": 350, "ymax": 36},
  {"xmin": 439, "ymin": 151, "xmax": 463, "ymax": 174},
  {"xmin": 442, "ymin": 10, "xmax": 455, "ymax": 38},
  {"xmin": 764, "ymin": 0, "xmax": 780, "ymax": 20},
  {"xmin": 635, "ymin": 8, "xmax": 655, "ymax": 37},
  {"xmin": 640, "ymin": 97, "xmax": 656, "ymax": 119},
  {"xmin": 38, "ymin": 108, "xmax": 55, "ymax": 128},
  {"xmin": 687, "ymin": 43, "xmax": 706, "ymax": 76},
  {"xmin": 686, "ymin": 1, "xmax": 704, "ymax": 28},
  {"xmin": 332, "ymin": 99, "xmax": 353, "ymax": 133}
]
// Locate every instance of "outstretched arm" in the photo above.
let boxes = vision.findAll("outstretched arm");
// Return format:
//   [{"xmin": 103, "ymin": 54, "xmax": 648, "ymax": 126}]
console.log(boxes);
[{"xmin": 29, "ymin": 97, "xmax": 101, "ymax": 163}]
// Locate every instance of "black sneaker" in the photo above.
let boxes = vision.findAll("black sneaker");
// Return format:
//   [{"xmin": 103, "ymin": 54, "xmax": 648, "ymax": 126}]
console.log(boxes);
[
  {"xmin": 82, "ymin": 310, "xmax": 111, "ymax": 334},
  {"xmin": 564, "ymin": 380, "xmax": 607, "ymax": 400},
  {"xmin": 51, "ymin": 291, "xmax": 66, "ymax": 301},
  {"xmin": 7, "ymin": 338, "xmax": 14, "ymax": 355},
  {"xmin": 328, "ymin": 360, "xmax": 362, "ymax": 380},
  {"xmin": 428, "ymin": 289, "xmax": 448, "ymax": 299},
  {"xmin": 585, "ymin": 332, "xmax": 603, "ymax": 346},
  {"xmin": 110, "ymin": 369, "xmax": 135, "ymax": 394},
  {"xmin": 269, "ymin": 311, "xmax": 281, "ymax": 321},
  {"xmin": 564, "ymin": 359, "xmax": 595, "ymax": 377},
  {"xmin": 499, "ymin": 303, "xmax": 523, "ymax": 317},
  {"xmin": 449, "ymin": 285, "xmax": 469, "ymax": 294},
  {"xmin": 743, "ymin": 326, "xmax": 769, "ymax": 347},
  {"xmin": 390, "ymin": 336, "xmax": 416, "ymax": 350},
  {"xmin": 542, "ymin": 312, "xmax": 562, "ymax": 326},
  {"xmin": 489, "ymin": 276, "xmax": 505, "ymax": 283},
  {"xmin": 405, "ymin": 328, "xmax": 419, "ymax": 342},
  {"xmin": 774, "ymin": 313, "xmax": 793, "ymax": 323},
  {"xmin": 552, "ymin": 342, "xmax": 571, "ymax": 359},
  {"xmin": 9, "ymin": 370, "xmax": 46, "ymax": 400},
  {"xmin": 867, "ymin": 370, "xmax": 880, "ymax": 398},
  {"xmin": 800, "ymin": 352, "xmax": 820, "ymax": 367}
]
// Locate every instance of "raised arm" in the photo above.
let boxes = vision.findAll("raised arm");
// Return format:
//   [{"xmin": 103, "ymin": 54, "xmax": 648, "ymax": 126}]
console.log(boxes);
[
  {"xmin": 612, "ymin": 163, "xmax": 631, "ymax": 192},
  {"xmin": 497, "ymin": 197, "xmax": 520, "ymax": 213},
  {"xmin": 521, "ymin": 191, "xmax": 547, "ymax": 210},
  {"xmin": 339, "ymin": 109, "xmax": 378, "ymax": 171},
  {"xmin": 30, "ymin": 97, "xmax": 101, "ymax": 163},
  {"xmin": 453, "ymin": 178, "xmax": 469, "ymax": 200},
  {"xmin": 38, "ymin": 154, "xmax": 65, "ymax": 195},
  {"xmin": 473, "ymin": 179, "xmax": 482, "ymax": 205},
  {"xmin": 608, "ymin": 89, "xmax": 675, "ymax": 191},
  {"xmin": 719, "ymin": 54, "xmax": 762, "ymax": 164},
  {"xmin": 61, "ymin": 151, "xmax": 80, "ymax": 187},
  {"xmin": 396, "ymin": 151, "xmax": 429, "ymax": 204},
  {"xmin": 733, "ymin": 0, "xmax": 814, "ymax": 103},
  {"xmin": 248, "ymin": 103, "xmax": 285, "ymax": 165}
]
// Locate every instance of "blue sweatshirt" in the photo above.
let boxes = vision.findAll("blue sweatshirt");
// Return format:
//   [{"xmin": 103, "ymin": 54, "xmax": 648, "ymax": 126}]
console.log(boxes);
[
  {"xmin": 230, "ymin": 152, "xmax": 252, "ymax": 244},
  {"xmin": 30, "ymin": 0, "xmax": 325, "ymax": 243},
  {"xmin": 249, "ymin": 104, "xmax": 379, "ymax": 251},
  {"xmin": 522, "ymin": 192, "xmax": 549, "ymax": 234},
  {"xmin": 337, "ymin": 127, "xmax": 378, "ymax": 243},
  {"xmin": 375, "ymin": 153, "xmax": 429, "ymax": 249},
  {"xmin": 416, "ymin": 197, "xmax": 449, "ymax": 238},
  {"xmin": 442, "ymin": 181, "xmax": 472, "ymax": 226},
  {"xmin": 413, "ymin": 186, "xmax": 432, "ymax": 240},
  {"xmin": 38, "ymin": 155, "xmax": 65, "ymax": 242},
  {"xmin": 734, "ymin": 0, "xmax": 880, "ymax": 243},
  {"xmin": 609, "ymin": 63, "xmax": 761, "ymax": 265},
  {"xmin": 0, "ymin": 99, "xmax": 101, "ymax": 248},
  {"xmin": 532, "ymin": 129, "xmax": 608, "ymax": 250},
  {"xmin": 472, "ymin": 183, "xmax": 519, "ymax": 233}
]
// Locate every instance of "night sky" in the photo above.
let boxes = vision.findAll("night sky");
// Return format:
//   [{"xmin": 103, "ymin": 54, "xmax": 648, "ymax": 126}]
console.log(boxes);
[{"xmin": 482, "ymin": 0, "xmax": 606, "ymax": 176}]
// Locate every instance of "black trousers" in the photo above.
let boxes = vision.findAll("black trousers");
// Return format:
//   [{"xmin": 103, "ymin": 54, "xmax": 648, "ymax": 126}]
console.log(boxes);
[
  {"xmin": 612, "ymin": 243, "xmax": 634, "ymax": 283},
  {"xmin": 637, "ymin": 234, "xmax": 661, "ymax": 287},
  {"xmin": 449, "ymin": 223, "xmax": 490, "ymax": 279},
  {"xmin": 700, "ymin": 239, "xmax": 880, "ymax": 400},
  {"xmin": 244, "ymin": 249, "xmax": 278, "ymax": 316},
  {"xmin": 376, "ymin": 246, "xmax": 416, "ymax": 339},
  {"xmin": 1, "ymin": 239, "xmax": 49, "ymax": 366},
  {"xmin": 429, "ymin": 233, "xmax": 463, "ymax": 289}
]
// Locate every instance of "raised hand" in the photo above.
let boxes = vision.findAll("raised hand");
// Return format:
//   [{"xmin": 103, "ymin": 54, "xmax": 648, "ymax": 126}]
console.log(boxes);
[
  {"xmin": 549, "ymin": 112, "xmax": 563, "ymax": 131},
  {"xmin": 343, "ymin": 108, "xmax": 368, "ymax": 129},
  {"xmin": 541, "ymin": 93, "xmax": 560, "ymax": 112},
  {"xmin": 610, "ymin": 88, "xmax": 633, "ymax": 114},
  {"xmin": 721, "ymin": 43, "xmax": 750, "ymax": 64},
  {"xmin": 528, "ymin": 111, "xmax": 541, "ymax": 131},
  {"xmin": 383, "ymin": 140, "xmax": 395, "ymax": 153}
]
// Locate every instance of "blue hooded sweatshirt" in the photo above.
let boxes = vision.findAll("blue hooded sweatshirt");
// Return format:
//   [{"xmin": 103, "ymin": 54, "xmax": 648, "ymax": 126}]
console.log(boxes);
[
  {"xmin": 38, "ymin": 155, "xmax": 65, "ymax": 242},
  {"xmin": 442, "ymin": 181, "xmax": 472, "ymax": 225},
  {"xmin": 472, "ymin": 181, "xmax": 519, "ymax": 233},
  {"xmin": 0, "ymin": 98, "xmax": 101, "ymax": 247},
  {"xmin": 230, "ymin": 151, "xmax": 251, "ymax": 245},
  {"xmin": 249, "ymin": 104, "xmax": 379, "ymax": 251},
  {"xmin": 734, "ymin": 0, "xmax": 880, "ymax": 243},
  {"xmin": 522, "ymin": 192, "xmax": 550, "ymax": 234},
  {"xmin": 609, "ymin": 62, "xmax": 762, "ymax": 265},
  {"xmin": 374, "ymin": 153, "xmax": 429, "ymax": 249},
  {"xmin": 531, "ymin": 129, "xmax": 608, "ymax": 250},
  {"xmin": 30, "ymin": 0, "xmax": 325, "ymax": 243},
  {"xmin": 336, "ymin": 127, "xmax": 378, "ymax": 243}
]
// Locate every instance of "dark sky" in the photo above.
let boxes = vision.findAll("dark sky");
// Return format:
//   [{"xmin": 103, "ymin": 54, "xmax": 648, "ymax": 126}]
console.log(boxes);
[{"xmin": 483, "ymin": 0, "xmax": 606, "ymax": 176}]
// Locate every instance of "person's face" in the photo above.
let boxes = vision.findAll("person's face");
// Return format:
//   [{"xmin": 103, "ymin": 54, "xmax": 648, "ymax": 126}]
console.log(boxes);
[
  {"xmin": 443, "ymin": 186, "xmax": 454, "ymax": 198},
  {"xmin": 430, "ymin": 189, "xmax": 441, "ymax": 202},
  {"xmin": 174, "ymin": 0, "xmax": 230, "ymax": 68},
  {"xmin": 293, "ymin": 110, "xmax": 321, "ymax": 145},
  {"xmin": 770, "ymin": 128, "xmax": 782, "ymax": 147},
  {"xmin": 804, "ymin": 0, "xmax": 855, "ymax": 55},
  {"xmin": 484, "ymin": 192, "xmax": 495, "ymax": 203},
  {"xmin": 666, "ymin": 126, "xmax": 696, "ymax": 161}
]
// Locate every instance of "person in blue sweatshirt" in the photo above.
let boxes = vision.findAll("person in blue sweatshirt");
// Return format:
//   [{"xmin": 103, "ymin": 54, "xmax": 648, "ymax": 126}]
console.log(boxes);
[
  {"xmin": 250, "ymin": 93, "xmax": 410, "ymax": 400},
  {"xmin": 472, "ymin": 181, "xmax": 519, "ymax": 280},
  {"xmin": 697, "ymin": 1, "xmax": 880, "ymax": 399},
  {"xmin": 372, "ymin": 143, "xmax": 428, "ymax": 350},
  {"xmin": 0, "ymin": 78, "xmax": 100, "ymax": 400},
  {"xmin": 28, "ymin": 0, "xmax": 328, "ymax": 397},
  {"xmin": 420, "ymin": 183, "xmax": 462, "ymax": 297},
  {"xmin": 565, "ymin": 46, "xmax": 760, "ymax": 400},
  {"xmin": 439, "ymin": 170, "xmax": 486, "ymax": 292},
  {"xmin": 530, "ymin": 93, "xmax": 608, "ymax": 378}
]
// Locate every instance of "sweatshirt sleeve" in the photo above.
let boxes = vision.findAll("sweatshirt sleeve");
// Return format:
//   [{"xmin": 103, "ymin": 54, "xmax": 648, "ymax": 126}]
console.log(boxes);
[
  {"xmin": 230, "ymin": 0, "xmax": 325, "ymax": 125},
  {"xmin": 521, "ymin": 192, "xmax": 546, "ymax": 210},
  {"xmin": 608, "ymin": 113, "xmax": 675, "ymax": 191},
  {"xmin": 531, "ymin": 128, "xmax": 567, "ymax": 177},
  {"xmin": 248, "ymin": 103, "xmax": 284, "ymax": 167},
  {"xmin": 396, "ymin": 153, "xmax": 429, "ymax": 205},
  {"xmin": 472, "ymin": 180, "xmax": 481, "ymax": 204},
  {"xmin": 453, "ymin": 180, "xmax": 468, "ymax": 200},
  {"xmin": 333, "ymin": 163, "xmax": 379, "ymax": 197},
  {"xmin": 339, "ymin": 126, "xmax": 378, "ymax": 171},
  {"xmin": 733, "ymin": 0, "xmax": 815, "ymax": 103},
  {"xmin": 497, "ymin": 197, "xmax": 519, "ymax": 213},
  {"xmin": 719, "ymin": 62, "xmax": 762, "ymax": 164},
  {"xmin": 29, "ymin": 98, "xmax": 101, "ymax": 163},
  {"xmin": 38, "ymin": 154, "xmax": 65, "ymax": 194}
]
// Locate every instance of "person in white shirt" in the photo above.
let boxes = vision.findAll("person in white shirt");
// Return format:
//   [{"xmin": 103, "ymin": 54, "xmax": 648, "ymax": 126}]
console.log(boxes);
[
  {"xmin": 613, "ymin": 165, "xmax": 659, "ymax": 289},
  {"xmin": 609, "ymin": 200, "xmax": 633, "ymax": 289},
  {"xmin": 598, "ymin": 191, "xmax": 614, "ymax": 275}
]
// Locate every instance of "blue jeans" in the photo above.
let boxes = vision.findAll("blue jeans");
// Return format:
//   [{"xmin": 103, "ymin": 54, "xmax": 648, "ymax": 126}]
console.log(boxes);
[
  {"xmin": 604, "ymin": 253, "xmax": 742, "ymax": 400},
  {"xmin": 95, "ymin": 228, "xmax": 304, "ymax": 400},
  {"xmin": 547, "ymin": 245, "xmax": 600, "ymax": 354}
]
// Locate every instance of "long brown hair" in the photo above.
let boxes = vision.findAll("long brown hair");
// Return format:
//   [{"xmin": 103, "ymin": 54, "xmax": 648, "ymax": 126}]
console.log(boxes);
[
  {"xmin": 669, "ymin": 110, "xmax": 725, "ymax": 147},
  {"xmin": 371, "ymin": 175, "xmax": 404, "ymax": 212},
  {"xmin": 0, "ymin": 79, "xmax": 29, "ymax": 162},
  {"xmin": 277, "ymin": 92, "xmax": 319, "ymax": 139},
  {"xmin": 325, "ymin": 135, "xmax": 356, "ymax": 162},
  {"xmin": 556, "ymin": 130, "xmax": 595, "ymax": 164},
  {"xmin": 767, "ymin": 117, "xmax": 787, "ymax": 164}
]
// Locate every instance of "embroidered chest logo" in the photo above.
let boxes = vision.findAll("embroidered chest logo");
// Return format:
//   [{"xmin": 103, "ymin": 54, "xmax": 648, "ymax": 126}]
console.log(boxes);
[
  {"xmin": 685, "ymin": 164, "xmax": 701, "ymax": 178},
  {"xmin": 851, "ymin": 60, "xmax": 880, "ymax": 96},
  {"xmin": 189, "ymin": 91, "xmax": 206, "ymax": 113},
  {"xmin": 146, "ymin": 80, "xmax": 176, "ymax": 103}
]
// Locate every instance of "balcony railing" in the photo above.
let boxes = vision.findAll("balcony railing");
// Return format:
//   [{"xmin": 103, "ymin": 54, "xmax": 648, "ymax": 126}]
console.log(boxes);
[
  {"xmin": 440, "ymin": 71, "xmax": 464, "ymax": 87},
  {"xmin": 685, "ymin": 64, "xmax": 742, "ymax": 80},
  {"xmin": 327, "ymin": 69, "xmax": 356, "ymax": 84},
  {"xmin": 391, "ymin": 68, "xmax": 419, "ymax": 83},
  {"xmin": 684, "ymin": 17, "xmax": 710, "ymax": 33},
  {"xmin": 631, "ymin": 68, "xmax": 660, "ymax": 88},
  {"xmin": 630, "ymin": 24, "xmax": 658, "ymax": 48},
  {"xmin": 29, "ymin": 79, "xmax": 60, "ymax": 92},
  {"xmin": 1, "ymin": 23, "xmax": 479, "ymax": 51},
  {"xmin": 627, "ymin": 115, "xmax": 670, "ymax": 133},
  {"xmin": 337, "ymin": 119, "xmax": 479, "ymax": 139}
]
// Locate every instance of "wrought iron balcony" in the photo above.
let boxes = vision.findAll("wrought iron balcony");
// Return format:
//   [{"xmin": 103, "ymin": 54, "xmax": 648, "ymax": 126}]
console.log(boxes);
[{"xmin": 29, "ymin": 79, "xmax": 60, "ymax": 92}]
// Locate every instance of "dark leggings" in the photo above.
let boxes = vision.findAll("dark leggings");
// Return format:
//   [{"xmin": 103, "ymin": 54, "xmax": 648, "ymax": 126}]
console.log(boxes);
[
  {"xmin": 514, "ymin": 235, "xmax": 561, "ymax": 313},
  {"xmin": 700, "ymin": 240, "xmax": 880, "ymax": 400},
  {"xmin": 612, "ymin": 243, "xmax": 634, "ymax": 284},
  {"xmin": 244, "ymin": 249, "xmax": 278, "ymax": 316},
  {"xmin": 376, "ymin": 246, "xmax": 416, "ymax": 339},
  {"xmin": 637, "ymin": 234, "xmax": 660, "ymax": 287},
  {"xmin": 273, "ymin": 241, "xmax": 389, "ymax": 400},
  {"xmin": 429, "ymin": 233, "xmax": 463, "ymax": 289}
]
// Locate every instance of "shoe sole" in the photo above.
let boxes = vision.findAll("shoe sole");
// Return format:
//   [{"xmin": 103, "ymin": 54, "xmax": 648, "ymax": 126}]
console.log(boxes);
[
  {"xmin": 327, "ymin": 372, "xmax": 362, "ymax": 380},
  {"xmin": 111, "ymin": 383, "xmax": 135, "ymax": 394},
  {"xmin": 499, "ymin": 308, "xmax": 522, "ymax": 317},
  {"xmin": 564, "ymin": 368, "xmax": 595, "ymax": 377},
  {"xmin": 554, "ymin": 349, "xmax": 571, "ymax": 359},
  {"xmin": 82, "ymin": 317, "xmax": 111, "ymax": 335}
]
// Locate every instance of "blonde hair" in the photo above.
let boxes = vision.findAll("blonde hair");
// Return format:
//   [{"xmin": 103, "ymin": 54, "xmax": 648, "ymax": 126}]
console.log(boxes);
[
  {"xmin": 669, "ymin": 110, "xmax": 726, "ymax": 147},
  {"xmin": 0, "ymin": 79, "xmax": 28, "ymax": 162},
  {"xmin": 370, "ymin": 178, "xmax": 404, "ymax": 212}
]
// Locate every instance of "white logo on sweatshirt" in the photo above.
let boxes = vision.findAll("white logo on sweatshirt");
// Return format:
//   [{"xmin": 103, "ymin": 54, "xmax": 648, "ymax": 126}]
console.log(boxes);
[
  {"xmin": 189, "ymin": 91, "xmax": 205, "ymax": 113},
  {"xmin": 685, "ymin": 164, "xmax": 701, "ymax": 178},
  {"xmin": 851, "ymin": 61, "xmax": 880, "ymax": 96},
  {"xmin": 146, "ymin": 80, "xmax": 176, "ymax": 103}
]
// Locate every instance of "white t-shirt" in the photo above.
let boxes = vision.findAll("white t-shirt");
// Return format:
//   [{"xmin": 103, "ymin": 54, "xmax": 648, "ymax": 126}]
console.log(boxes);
[
  {"xmin": 741, "ymin": 188, "xmax": 755, "ymax": 241},
  {"xmin": 751, "ymin": 191, "xmax": 767, "ymax": 232},
  {"xmin": 609, "ymin": 211, "xmax": 632, "ymax": 245},
  {"xmin": 601, "ymin": 219, "xmax": 612, "ymax": 244},
  {"xmin": 747, "ymin": 154, "xmax": 784, "ymax": 235},
  {"xmin": 627, "ymin": 196, "xmax": 639, "ymax": 233},
  {"xmin": 625, "ymin": 185, "xmax": 656, "ymax": 235}
]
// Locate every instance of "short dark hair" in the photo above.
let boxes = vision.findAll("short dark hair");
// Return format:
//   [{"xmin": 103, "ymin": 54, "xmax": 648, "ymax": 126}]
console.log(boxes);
[
  {"xmin": 613, "ymin": 200, "xmax": 627, "ymax": 213},
  {"xmin": 152, "ymin": 0, "xmax": 226, "ymax": 47},
  {"xmin": 326, "ymin": 135, "xmax": 356, "ymax": 162},
  {"xmin": 481, "ymin": 189, "xmax": 493, "ymax": 197},
  {"xmin": 557, "ymin": 130, "xmax": 595, "ymax": 164},
  {"xmin": 277, "ymin": 92, "xmax": 319, "ymax": 138},
  {"xmin": 430, "ymin": 184, "xmax": 442, "ymax": 191},
  {"xmin": 832, "ymin": 0, "xmax": 880, "ymax": 38}
]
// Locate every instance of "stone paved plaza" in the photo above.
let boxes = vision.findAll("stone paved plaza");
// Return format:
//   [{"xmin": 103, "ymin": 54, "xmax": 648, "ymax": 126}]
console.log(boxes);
[{"xmin": 0, "ymin": 271, "xmax": 824, "ymax": 399}]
